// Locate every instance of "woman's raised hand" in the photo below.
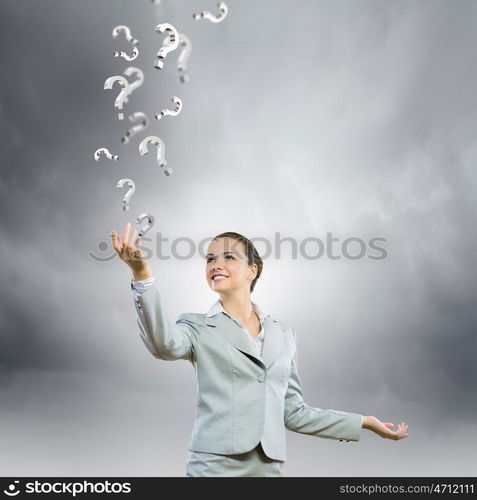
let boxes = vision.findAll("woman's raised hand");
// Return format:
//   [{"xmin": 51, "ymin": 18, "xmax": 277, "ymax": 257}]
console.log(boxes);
[
  {"xmin": 110, "ymin": 222, "xmax": 152, "ymax": 281},
  {"xmin": 362, "ymin": 416, "xmax": 409, "ymax": 441}
]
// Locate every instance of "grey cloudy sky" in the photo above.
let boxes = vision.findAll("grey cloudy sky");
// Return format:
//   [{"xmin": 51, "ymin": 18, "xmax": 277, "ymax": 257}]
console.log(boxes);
[{"xmin": 1, "ymin": 0, "xmax": 476, "ymax": 477}]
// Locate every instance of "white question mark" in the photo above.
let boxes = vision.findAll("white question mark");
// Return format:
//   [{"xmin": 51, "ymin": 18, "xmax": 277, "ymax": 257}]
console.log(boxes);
[
  {"xmin": 155, "ymin": 96, "xmax": 183, "ymax": 120},
  {"xmin": 136, "ymin": 213, "xmax": 155, "ymax": 238},
  {"xmin": 121, "ymin": 112, "xmax": 149, "ymax": 144},
  {"xmin": 139, "ymin": 136, "xmax": 173, "ymax": 176},
  {"xmin": 123, "ymin": 67, "xmax": 144, "ymax": 105},
  {"xmin": 193, "ymin": 2, "xmax": 228, "ymax": 23},
  {"xmin": 94, "ymin": 148, "xmax": 119, "ymax": 161},
  {"xmin": 154, "ymin": 23, "xmax": 179, "ymax": 70},
  {"xmin": 104, "ymin": 75, "xmax": 131, "ymax": 120},
  {"xmin": 112, "ymin": 25, "xmax": 139, "ymax": 61},
  {"xmin": 177, "ymin": 33, "xmax": 192, "ymax": 83},
  {"xmin": 116, "ymin": 178, "xmax": 136, "ymax": 211}
]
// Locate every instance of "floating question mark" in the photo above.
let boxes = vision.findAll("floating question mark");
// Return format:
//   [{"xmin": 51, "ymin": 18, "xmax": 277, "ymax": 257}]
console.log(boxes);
[
  {"xmin": 121, "ymin": 112, "xmax": 149, "ymax": 144},
  {"xmin": 104, "ymin": 75, "xmax": 130, "ymax": 120},
  {"xmin": 112, "ymin": 25, "xmax": 138, "ymax": 46},
  {"xmin": 193, "ymin": 2, "xmax": 228, "ymax": 23},
  {"xmin": 154, "ymin": 23, "xmax": 179, "ymax": 69},
  {"xmin": 112, "ymin": 25, "xmax": 139, "ymax": 61},
  {"xmin": 123, "ymin": 67, "xmax": 144, "ymax": 105},
  {"xmin": 177, "ymin": 33, "xmax": 192, "ymax": 83},
  {"xmin": 116, "ymin": 178, "xmax": 136, "ymax": 211},
  {"xmin": 155, "ymin": 96, "xmax": 183, "ymax": 120},
  {"xmin": 139, "ymin": 136, "xmax": 173, "ymax": 176},
  {"xmin": 94, "ymin": 148, "xmax": 119, "ymax": 161},
  {"xmin": 136, "ymin": 213, "xmax": 155, "ymax": 238}
]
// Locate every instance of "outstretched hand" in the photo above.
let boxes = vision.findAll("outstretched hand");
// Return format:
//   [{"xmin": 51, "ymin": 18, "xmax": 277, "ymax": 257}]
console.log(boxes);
[
  {"xmin": 363, "ymin": 416, "xmax": 409, "ymax": 440},
  {"xmin": 109, "ymin": 222, "xmax": 152, "ymax": 280}
]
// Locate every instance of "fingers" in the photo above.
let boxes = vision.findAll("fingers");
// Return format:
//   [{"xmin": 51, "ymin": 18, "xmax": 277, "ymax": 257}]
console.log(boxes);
[
  {"xmin": 110, "ymin": 223, "xmax": 141, "ymax": 261},
  {"xmin": 124, "ymin": 223, "xmax": 132, "ymax": 249},
  {"xmin": 123, "ymin": 222, "xmax": 132, "ymax": 249},
  {"xmin": 374, "ymin": 420, "xmax": 409, "ymax": 440},
  {"xmin": 126, "ymin": 228, "xmax": 142, "ymax": 261},
  {"xmin": 394, "ymin": 432, "xmax": 409, "ymax": 440},
  {"xmin": 390, "ymin": 423, "xmax": 409, "ymax": 440},
  {"xmin": 110, "ymin": 230, "xmax": 122, "ymax": 255},
  {"xmin": 134, "ymin": 234, "xmax": 144, "ymax": 259},
  {"xmin": 110, "ymin": 226, "xmax": 127, "ymax": 254},
  {"xmin": 132, "ymin": 230, "xmax": 141, "ymax": 259},
  {"xmin": 123, "ymin": 223, "xmax": 135, "ymax": 258},
  {"xmin": 400, "ymin": 423, "xmax": 409, "ymax": 437}
]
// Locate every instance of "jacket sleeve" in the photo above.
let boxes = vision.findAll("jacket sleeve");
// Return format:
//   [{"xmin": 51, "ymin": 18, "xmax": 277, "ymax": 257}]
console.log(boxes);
[
  {"xmin": 283, "ymin": 329, "xmax": 363, "ymax": 442},
  {"xmin": 131, "ymin": 278, "xmax": 199, "ymax": 362}
]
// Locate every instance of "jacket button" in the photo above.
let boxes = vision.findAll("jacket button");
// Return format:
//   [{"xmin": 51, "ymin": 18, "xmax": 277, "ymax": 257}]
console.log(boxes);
[{"xmin": 257, "ymin": 375, "xmax": 265, "ymax": 383}]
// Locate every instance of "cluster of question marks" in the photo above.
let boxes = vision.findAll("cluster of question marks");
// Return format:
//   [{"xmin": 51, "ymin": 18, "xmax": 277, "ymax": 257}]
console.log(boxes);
[
  {"xmin": 112, "ymin": 25, "xmax": 139, "ymax": 61},
  {"xmin": 93, "ymin": 1, "xmax": 228, "ymax": 243}
]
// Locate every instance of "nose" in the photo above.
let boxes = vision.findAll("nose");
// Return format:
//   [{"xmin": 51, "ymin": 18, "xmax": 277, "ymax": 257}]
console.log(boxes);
[{"xmin": 209, "ymin": 258, "xmax": 226, "ymax": 274}]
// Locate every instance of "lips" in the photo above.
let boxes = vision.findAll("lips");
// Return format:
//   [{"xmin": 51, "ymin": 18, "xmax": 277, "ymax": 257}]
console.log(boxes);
[{"xmin": 211, "ymin": 274, "xmax": 229, "ymax": 281}]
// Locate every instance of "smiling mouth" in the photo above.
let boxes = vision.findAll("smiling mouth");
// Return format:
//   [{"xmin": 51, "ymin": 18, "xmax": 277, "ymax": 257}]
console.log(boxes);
[{"xmin": 212, "ymin": 275, "xmax": 229, "ymax": 281}]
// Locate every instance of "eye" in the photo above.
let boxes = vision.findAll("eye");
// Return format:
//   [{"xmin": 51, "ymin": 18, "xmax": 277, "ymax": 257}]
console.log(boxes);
[
  {"xmin": 226, "ymin": 255, "xmax": 235, "ymax": 260},
  {"xmin": 206, "ymin": 257, "xmax": 213, "ymax": 263}
]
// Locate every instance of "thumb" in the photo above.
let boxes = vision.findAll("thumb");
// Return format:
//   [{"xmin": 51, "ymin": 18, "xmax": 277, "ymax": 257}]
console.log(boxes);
[{"xmin": 383, "ymin": 422, "xmax": 394, "ymax": 428}]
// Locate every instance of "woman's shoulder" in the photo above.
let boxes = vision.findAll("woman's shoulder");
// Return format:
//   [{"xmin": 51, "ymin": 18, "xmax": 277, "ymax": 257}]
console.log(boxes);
[
  {"xmin": 266, "ymin": 315, "xmax": 295, "ymax": 336},
  {"xmin": 177, "ymin": 312, "xmax": 205, "ymax": 324}
]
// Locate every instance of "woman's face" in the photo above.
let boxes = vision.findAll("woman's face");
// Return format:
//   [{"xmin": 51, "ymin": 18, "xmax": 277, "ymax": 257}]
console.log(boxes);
[{"xmin": 205, "ymin": 237, "xmax": 257, "ymax": 294}]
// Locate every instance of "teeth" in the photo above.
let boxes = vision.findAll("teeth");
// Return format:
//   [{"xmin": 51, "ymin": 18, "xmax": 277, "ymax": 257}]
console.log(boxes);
[{"xmin": 213, "ymin": 275, "xmax": 227, "ymax": 280}]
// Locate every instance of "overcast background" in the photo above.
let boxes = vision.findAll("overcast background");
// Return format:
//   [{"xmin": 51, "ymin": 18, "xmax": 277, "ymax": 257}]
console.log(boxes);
[{"xmin": 1, "ymin": 0, "xmax": 476, "ymax": 477}]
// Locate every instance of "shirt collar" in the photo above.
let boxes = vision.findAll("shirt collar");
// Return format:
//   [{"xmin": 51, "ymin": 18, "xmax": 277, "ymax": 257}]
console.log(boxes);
[{"xmin": 205, "ymin": 299, "xmax": 270, "ymax": 322}]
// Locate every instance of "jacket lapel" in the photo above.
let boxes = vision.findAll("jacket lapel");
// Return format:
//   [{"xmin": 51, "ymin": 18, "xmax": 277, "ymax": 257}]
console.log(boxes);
[
  {"xmin": 261, "ymin": 317, "xmax": 286, "ymax": 369},
  {"xmin": 205, "ymin": 313, "xmax": 260, "ymax": 363},
  {"xmin": 205, "ymin": 313, "xmax": 286, "ymax": 369}
]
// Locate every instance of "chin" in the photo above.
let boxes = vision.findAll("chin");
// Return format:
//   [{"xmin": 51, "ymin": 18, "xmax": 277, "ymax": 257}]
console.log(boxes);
[{"xmin": 211, "ymin": 280, "xmax": 231, "ymax": 291}]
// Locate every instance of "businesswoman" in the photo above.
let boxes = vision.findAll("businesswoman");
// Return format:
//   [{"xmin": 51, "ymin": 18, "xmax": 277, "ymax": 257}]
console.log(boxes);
[{"xmin": 110, "ymin": 223, "xmax": 409, "ymax": 477}]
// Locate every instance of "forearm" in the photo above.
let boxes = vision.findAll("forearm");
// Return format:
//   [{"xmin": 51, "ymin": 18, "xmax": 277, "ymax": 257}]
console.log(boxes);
[{"xmin": 284, "ymin": 401, "xmax": 363, "ymax": 442}]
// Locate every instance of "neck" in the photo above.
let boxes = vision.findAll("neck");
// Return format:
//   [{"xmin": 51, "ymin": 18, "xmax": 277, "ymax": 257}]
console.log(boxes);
[{"xmin": 219, "ymin": 290, "xmax": 255, "ymax": 323}]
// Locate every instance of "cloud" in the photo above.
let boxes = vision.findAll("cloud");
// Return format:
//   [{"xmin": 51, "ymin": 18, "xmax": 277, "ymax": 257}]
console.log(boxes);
[{"xmin": 1, "ymin": 0, "xmax": 476, "ymax": 475}]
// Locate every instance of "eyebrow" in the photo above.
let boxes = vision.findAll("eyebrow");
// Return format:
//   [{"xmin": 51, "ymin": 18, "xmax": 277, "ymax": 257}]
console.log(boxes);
[{"xmin": 205, "ymin": 251, "xmax": 240, "ymax": 258}]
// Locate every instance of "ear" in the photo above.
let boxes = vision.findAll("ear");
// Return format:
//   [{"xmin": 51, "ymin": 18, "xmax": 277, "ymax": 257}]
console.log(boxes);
[{"xmin": 248, "ymin": 263, "xmax": 258, "ymax": 281}]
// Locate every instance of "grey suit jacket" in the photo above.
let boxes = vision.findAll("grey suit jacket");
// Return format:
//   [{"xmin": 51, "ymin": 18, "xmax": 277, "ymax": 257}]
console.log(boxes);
[{"xmin": 132, "ymin": 280, "xmax": 363, "ymax": 461}]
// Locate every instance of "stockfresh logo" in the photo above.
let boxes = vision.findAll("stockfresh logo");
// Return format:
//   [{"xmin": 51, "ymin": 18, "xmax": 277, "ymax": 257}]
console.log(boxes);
[{"xmin": 3, "ymin": 481, "xmax": 20, "ymax": 497}]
